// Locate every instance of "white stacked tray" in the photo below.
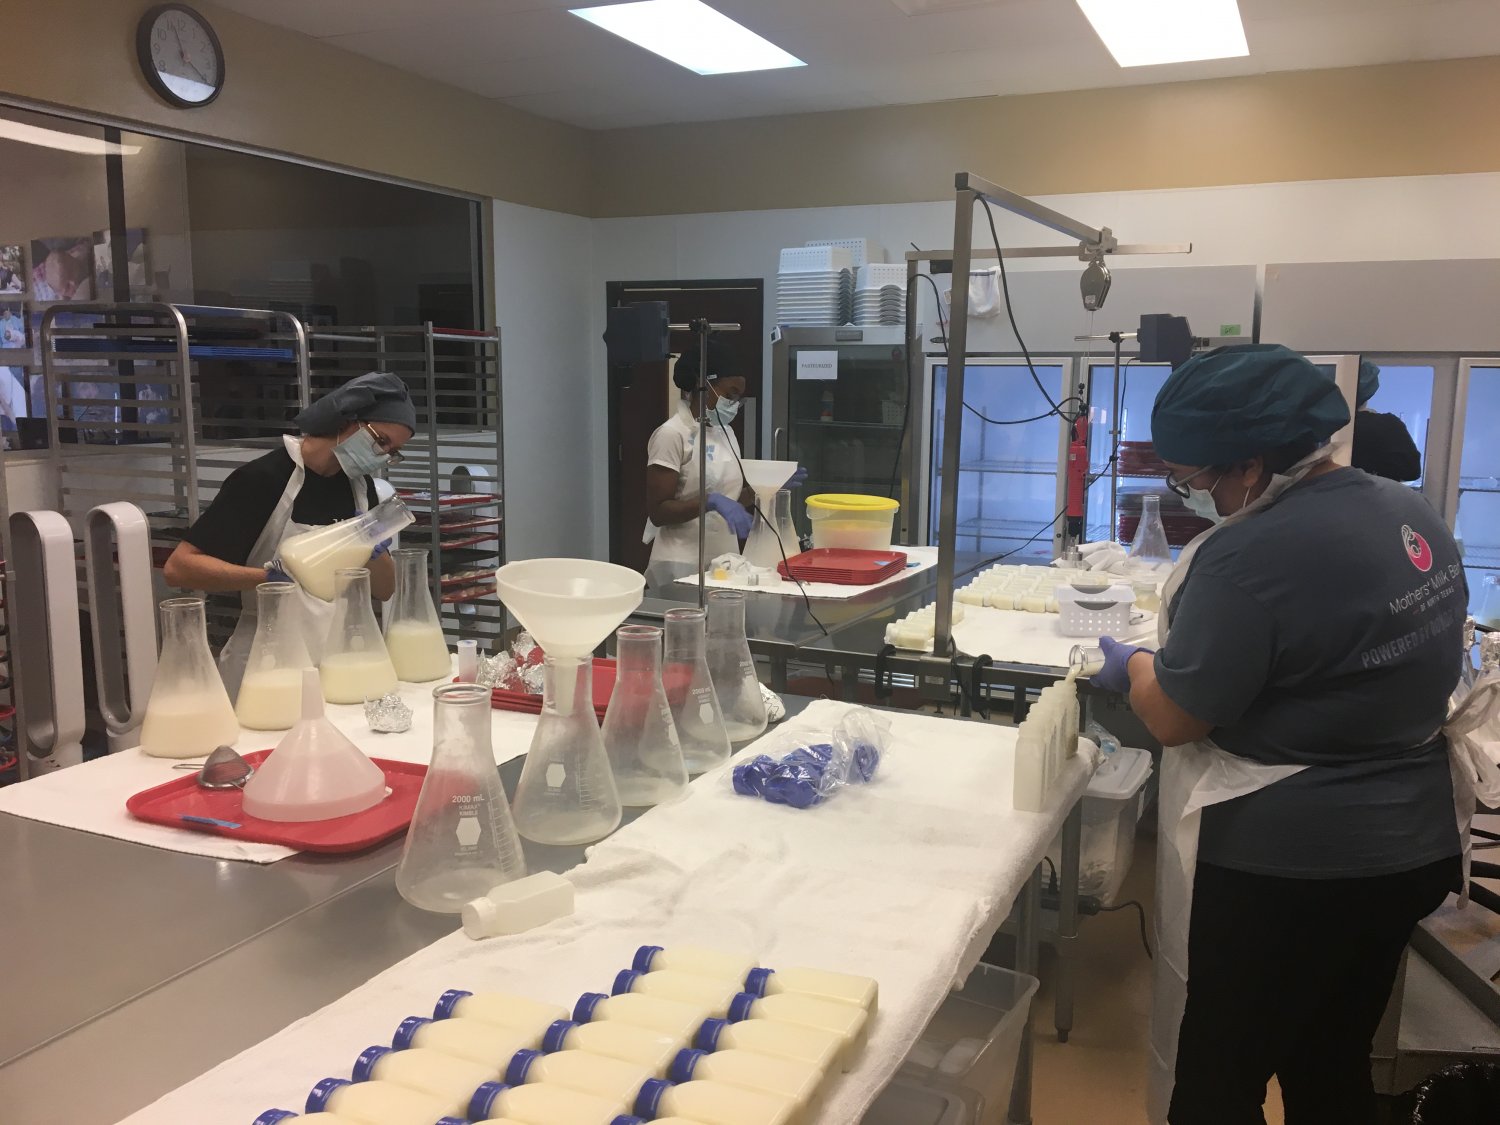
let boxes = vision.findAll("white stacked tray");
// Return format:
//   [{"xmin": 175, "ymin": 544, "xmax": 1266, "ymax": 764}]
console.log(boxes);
[
  {"xmin": 778, "ymin": 246, "xmax": 854, "ymax": 327},
  {"xmin": 853, "ymin": 285, "xmax": 904, "ymax": 326},
  {"xmin": 805, "ymin": 238, "xmax": 884, "ymax": 268}
]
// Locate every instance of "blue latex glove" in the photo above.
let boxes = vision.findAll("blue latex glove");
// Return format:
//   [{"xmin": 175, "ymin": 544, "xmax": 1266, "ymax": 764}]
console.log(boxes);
[
  {"xmin": 370, "ymin": 537, "xmax": 393, "ymax": 560},
  {"xmin": 265, "ymin": 559, "xmax": 293, "ymax": 585},
  {"xmin": 1095, "ymin": 635, "xmax": 1148, "ymax": 695},
  {"xmin": 706, "ymin": 493, "xmax": 753, "ymax": 539},
  {"xmin": 787, "ymin": 466, "xmax": 809, "ymax": 489}
]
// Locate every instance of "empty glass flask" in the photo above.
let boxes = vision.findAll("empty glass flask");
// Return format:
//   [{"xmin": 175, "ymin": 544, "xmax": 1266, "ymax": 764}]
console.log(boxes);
[
  {"xmin": 663, "ymin": 607, "xmax": 732, "ymax": 774},
  {"xmin": 705, "ymin": 591, "xmax": 767, "ymax": 743},
  {"xmin": 602, "ymin": 625, "xmax": 688, "ymax": 807}
]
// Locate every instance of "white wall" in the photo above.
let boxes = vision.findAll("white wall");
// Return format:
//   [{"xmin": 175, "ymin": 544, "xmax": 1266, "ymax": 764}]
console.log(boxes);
[
  {"xmin": 492, "ymin": 199, "xmax": 596, "ymax": 562},
  {"xmin": 587, "ymin": 171, "xmax": 1500, "ymax": 556}
]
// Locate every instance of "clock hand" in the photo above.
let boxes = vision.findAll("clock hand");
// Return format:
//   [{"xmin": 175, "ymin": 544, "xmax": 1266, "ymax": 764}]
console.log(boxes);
[{"xmin": 183, "ymin": 56, "xmax": 210, "ymax": 83}]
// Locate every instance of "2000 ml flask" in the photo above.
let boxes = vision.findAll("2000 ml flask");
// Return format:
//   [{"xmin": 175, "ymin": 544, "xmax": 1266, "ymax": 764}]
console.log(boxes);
[
  {"xmin": 385, "ymin": 548, "xmax": 452, "ymax": 683},
  {"xmin": 319, "ymin": 568, "xmax": 399, "ymax": 704},
  {"xmin": 662, "ymin": 607, "xmax": 731, "ymax": 774},
  {"xmin": 511, "ymin": 656, "xmax": 623, "ymax": 845},
  {"xmin": 705, "ymin": 591, "xmax": 767, "ymax": 743},
  {"xmin": 397, "ymin": 683, "xmax": 526, "ymax": 912},
  {"xmin": 140, "ymin": 597, "xmax": 241, "ymax": 758},
  {"xmin": 602, "ymin": 625, "xmax": 688, "ymax": 807},
  {"xmin": 236, "ymin": 581, "xmax": 314, "ymax": 730},
  {"xmin": 1126, "ymin": 494, "xmax": 1173, "ymax": 573}
]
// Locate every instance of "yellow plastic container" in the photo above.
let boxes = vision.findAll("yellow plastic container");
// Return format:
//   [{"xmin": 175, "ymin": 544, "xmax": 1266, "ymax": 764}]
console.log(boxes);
[{"xmin": 805, "ymin": 494, "xmax": 900, "ymax": 551}]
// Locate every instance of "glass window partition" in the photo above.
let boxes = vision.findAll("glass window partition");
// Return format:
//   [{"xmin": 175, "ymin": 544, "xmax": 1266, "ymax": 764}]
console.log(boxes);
[
  {"xmin": 1358, "ymin": 358, "xmax": 1435, "ymax": 486},
  {"xmin": 1456, "ymin": 362, "xmax": 1500, "ymax": 622}
]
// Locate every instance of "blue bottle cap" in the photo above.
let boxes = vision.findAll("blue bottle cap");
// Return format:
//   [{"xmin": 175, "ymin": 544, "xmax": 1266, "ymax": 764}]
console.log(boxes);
[
  {"xmin": 468, "ymin": 1081, "xmax": 512, "ymax": 1121},
  {"xmin": 393, "ymin": 1015, "xmax": 432, "ymax": 1049},
  {"xmin": 632, "ymin": 945, "xmax": 664, "ymax": 973},
  {"xmin": 434, "ymin": 989, "xmax": 472, "ymax": 1019},
  {"xmin": 574, "ymin": 992, "xmax": 608, "ymax": 1023},
  {"xmin": 744, "ymin": 967, "xmax": 775, "ymax": 997},
  {"xmin": 306, "ymin": 1078, "xmax": 350, "ymax": 1113},
  {"xmin": 668, "ymin": 1048, "xmax": 706, "ymax": 1084},
  {"xmin": 505, "ymin": 1048, "xmax": 542, "ymax": 1086},
  {"xmin": 351, "ymin": 1045, "xmax": 392, "ymax": 1082},
  {"xmin": 694, "ymin": 1017, "xmax": 727, "ymax": 1052},
  {"xmin": 542, "ymin": 1019, "xmax": 577, "ymax": 1053},
  {"xmin": 437, "ymin": 1119, "xmax": 468, "ymax": 1124},
  {"xmin": 727, "ymin": 992, "xmax": 758, "ymax": 1022},
  {"xmin": 611, "ymin": 1118, "xmax": 646, "ymax": 1125},
  {"xmin": 612, "ymin": 968, "xmax": 642, "ymax": 996},
  {"xmin": 251, "ymin": 1111, "xmax": 299, "ymax": 1125},
  {"xmin": 634, "ymin": 1077, "xmax": 671, "ymax": 1118}
]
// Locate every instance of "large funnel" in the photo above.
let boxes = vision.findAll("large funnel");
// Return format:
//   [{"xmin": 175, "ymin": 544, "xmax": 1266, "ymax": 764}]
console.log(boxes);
[
  {"xmin": 495, "ymin": 559, "xmax": 645, "ymax": 661},
  {"xmin": 740, "ymin": 460, "xmax": 799, "ymax": 569},
  {"xmin": 740, "ymin": 459, "xmax": 798, "ymax": 498}
]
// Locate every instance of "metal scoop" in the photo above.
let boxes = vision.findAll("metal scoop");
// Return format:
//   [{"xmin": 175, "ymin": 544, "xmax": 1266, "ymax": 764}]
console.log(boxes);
[{"xmin": 171, "ymin": 745, "xmax": 255, "ymax": 790}]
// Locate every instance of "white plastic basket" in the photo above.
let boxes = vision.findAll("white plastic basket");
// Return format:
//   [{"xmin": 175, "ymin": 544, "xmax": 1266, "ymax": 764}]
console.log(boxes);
[
  {"xmin": 806, "ymin": 237, "xmax": 883, "ymax": 266},
  {"xmin": 857, "ymin": 262, "xmax": 908, "ymax": 290},
  {"xmin": 1054, "ymin": 582, "xmax": 1134, "ymax": 637},
  {"xmin": 779, "ymin": 245, "xmax": 853, "ymax": 274}
]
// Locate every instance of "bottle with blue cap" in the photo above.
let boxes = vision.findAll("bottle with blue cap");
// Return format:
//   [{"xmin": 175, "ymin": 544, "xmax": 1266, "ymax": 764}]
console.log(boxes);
[
  {"xmin": 392, "ymin": 1015, "xmax": 539, "ymax": 1066},
  {"xmin": 669, "ymin": 1047, "xmax": 824, "ymax": 1117},
  {"xmin": 573, "ymin": 989, "xmax": 711, "ymax": 1040},
  {"xmin": 726, "ymin": 990, "xmax": 867, "ymax": 1065},
  {"xmin": 254, "ymin": 1111, "xmax": 470, "ymax": 1125},
  {"xmin": 433, "ymin": 989, "xmax": 570, "ymax": 1041},
  {"xmin": 299, "ymin": 1077, "xmax": 461, "ymax": 1125},
  {"xmin": 633, "ymin": 1075, "xmax": 795, "ymax": 1125},
  {"xmin": 743, "ymin": 965, "xmax": 878, "ymax": 1014},
  {"xmin": 693, "ymin": 1016, "xmax": 846, "ymax": 1075},
  {"xmin": 504, "ymin": 1046, "xmax": 653, "ymax": 1107},
  {"xmin": 349, "ymin": 1045, "xmax": 497, "ymax": 1118},
  {"xmin": 632, "ymin": 944, "xmax": 757, "ymax": 984},
  {"xmin": 542, "ymin": 1018, "xmax": 686, "ymax": 1077},
  {"xmin": 467, "ymin": 1079, "xmax": 643, "ymax": 1124},
  {"xmin": 611, "ymin": 967, "xmax": 738, "ymax": 1018}
]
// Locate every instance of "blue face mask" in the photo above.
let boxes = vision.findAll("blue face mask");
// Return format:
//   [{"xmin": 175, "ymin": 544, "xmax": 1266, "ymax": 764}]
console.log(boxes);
[
  {"xmin": 713, "ymin": 396, "xmax": 740, "ymax": 425},
  {"xmin": 333, "ymin": 425, "xmax": 390, "ymax": 477},
  {"xmin": 1183, "ymin": 484, "xmax": 1224, "ymax": 524}
]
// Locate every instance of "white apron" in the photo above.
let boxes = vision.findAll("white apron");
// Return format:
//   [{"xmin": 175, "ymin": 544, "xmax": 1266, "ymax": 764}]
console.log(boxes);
[
  {"xmin": 1147, "ymin": 453, "xmax": 1494, "ymax": 1121},
  {"xmin": 644, "ymin": 402, "xmax": 743, "ymax": 587},
  {"xmin": 217, "ymin": 435, "xmax": 370, "ymax": 698}
]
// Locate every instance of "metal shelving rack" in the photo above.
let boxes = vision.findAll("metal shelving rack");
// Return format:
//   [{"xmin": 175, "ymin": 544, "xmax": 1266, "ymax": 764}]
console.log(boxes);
[
  {"xmin": 308, "ymin": 324, "xmax": 504, "ymax": 648},
  {"xmin": 38, "ymin": 302, "xmax": 310, "ymax": 645}
]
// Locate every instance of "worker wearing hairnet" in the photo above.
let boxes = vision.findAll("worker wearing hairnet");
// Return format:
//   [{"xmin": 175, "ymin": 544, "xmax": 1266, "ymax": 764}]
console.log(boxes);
[
  {"xmin": 164, "ymin": 371, "xmax": 416, "ymax": 694},
  {"xmin": 1351, "ymin": 360, "xmax": 1423, "ymax": 482},
  {"xmin": 1089, "ymin": 345, "xmax": 1467, "ymax": 1123}
]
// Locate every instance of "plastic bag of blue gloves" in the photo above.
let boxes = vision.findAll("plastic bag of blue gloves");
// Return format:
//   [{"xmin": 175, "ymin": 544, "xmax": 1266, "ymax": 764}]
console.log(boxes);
[{"xmin": 731, "ymin": 708, "xmax": 892, "ymax": 809}]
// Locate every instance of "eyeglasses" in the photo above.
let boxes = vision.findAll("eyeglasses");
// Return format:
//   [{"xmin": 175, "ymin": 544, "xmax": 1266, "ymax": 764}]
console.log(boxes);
[
  {"xmin": 1165, "ymin": 466, "xmax": 1212, "ymax": 499},
  {"xmin": 364, "ymin": 422, "xmax": 404, "ymax": 466}
]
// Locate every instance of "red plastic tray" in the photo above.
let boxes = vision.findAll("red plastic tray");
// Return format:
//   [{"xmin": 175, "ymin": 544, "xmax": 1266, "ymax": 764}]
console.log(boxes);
[
  {"xmin": 489, "ymin": 656, "xmax": 616, "ymax": 723},
  {"xmin": 125, "ymin": 752, "xmax": 425, "ymax": 853},
  {"xmin": 778, "ymin": 548, "xmax": 908, "ymax": 585}
]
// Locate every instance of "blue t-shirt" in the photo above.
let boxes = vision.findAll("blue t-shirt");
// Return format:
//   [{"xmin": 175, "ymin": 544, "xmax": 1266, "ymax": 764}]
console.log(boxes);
[{"xmin": 1155, "ymin": 467, "xmax": 1463, "ymax": 878}]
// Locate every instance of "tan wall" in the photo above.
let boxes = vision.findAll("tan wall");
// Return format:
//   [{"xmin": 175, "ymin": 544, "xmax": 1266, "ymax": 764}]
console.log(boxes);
[
  {"xmin": 5, "ymin": 0, "xmax": 592, "ymax": 214},
  {"xmin": 590, "ymin": 57, "xmax": 1500, "ymax": 218}
]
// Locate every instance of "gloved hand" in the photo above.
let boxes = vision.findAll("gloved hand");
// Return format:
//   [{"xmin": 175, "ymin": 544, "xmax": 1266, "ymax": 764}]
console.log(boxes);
[
  {"xmin": 1094, "ymin": 635, "xmax": 1147, "ymax": 695},
  {"xmin": 706, "ymin": 493, "xmax": 753, "ymax": 540},
  {"xmin": 369, "ymin": 537, "xmax": 393, "ymax": 560},
  {"xmin": 265, "ymin": 559, "xmax": 294, "ymax": 585},
  {"xmin": 787, "ymin": 466, "xmax": 809, "ymax": 489}
]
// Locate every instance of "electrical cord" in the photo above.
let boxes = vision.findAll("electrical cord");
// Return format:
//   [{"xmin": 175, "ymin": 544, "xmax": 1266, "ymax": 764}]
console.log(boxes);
[{"xmin": 1099, "ymin": 898, "xmax": 1153, "ymax": 960}]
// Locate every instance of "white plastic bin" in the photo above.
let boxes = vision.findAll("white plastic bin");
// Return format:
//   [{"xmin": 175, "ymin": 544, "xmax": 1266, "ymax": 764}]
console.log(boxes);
[
  {"xmin": 806, "ymin": 493, "xmax": 899, "ymax": 551},
  {"xmin": 1045, "ymin": 746, "xmax": 1153, "ymax": 906},
  {"xmin": 862, "ymin": 1072, "xmax": 979, "ymax": 1124},
  {"xmin": 896, "ymin": 963, "xmax": 1039, "ymax": 1121}
]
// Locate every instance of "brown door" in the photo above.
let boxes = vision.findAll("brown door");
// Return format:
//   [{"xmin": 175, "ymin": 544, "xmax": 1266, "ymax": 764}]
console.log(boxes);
[{"xmin": 606, "ymin": 280, "xmax": 764, "ymax": 570}]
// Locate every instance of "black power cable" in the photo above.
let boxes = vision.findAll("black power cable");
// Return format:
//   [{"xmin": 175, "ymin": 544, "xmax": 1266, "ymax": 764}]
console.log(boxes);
[{"xmin": 1099, "ymin": 899, "xmax": 1153, "ymax": 960}]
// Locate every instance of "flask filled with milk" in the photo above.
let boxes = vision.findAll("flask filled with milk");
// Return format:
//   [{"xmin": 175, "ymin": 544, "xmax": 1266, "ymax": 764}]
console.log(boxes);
[
  {"xmin": 318, "ymin": 567, "xmax": 399, "ymax": 704},
  {"xmin": 236, "ymin": 581, "xmax": 315, "ymax": 730},
  {"xmin": 386, "ymin": 548, "xmax": 453, "ymax": 682},
  {"xmin": 139, "ymin": 597, "xmax": 240, "ymax": 758}
]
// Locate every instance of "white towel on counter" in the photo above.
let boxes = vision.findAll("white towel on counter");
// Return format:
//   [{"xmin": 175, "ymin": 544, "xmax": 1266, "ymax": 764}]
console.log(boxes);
[
  {"xmin": 0, "ymin": 665, "xmax": 539, "ymax": 864},
  {"xmin": 116, "ymin": 700, "xmax": 1091, "ymax": 1125}
]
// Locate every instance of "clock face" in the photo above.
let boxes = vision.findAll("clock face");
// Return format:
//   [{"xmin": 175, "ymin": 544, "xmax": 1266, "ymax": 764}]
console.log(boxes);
[{"xmin": 140, "ymin": 5, "xmax": 224, "ymax": 107}]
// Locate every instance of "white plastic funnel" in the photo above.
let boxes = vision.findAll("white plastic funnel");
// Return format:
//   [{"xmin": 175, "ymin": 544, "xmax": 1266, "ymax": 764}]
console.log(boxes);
[
  {"xmin": 495, "ymin": 558, "xmax": 645, "ymax": 661},
  {"xmin": 740, "ymin": 459, "xmax": 798, "ymax": 497},
  {"xmin": 240, "ymin": 669, "xmax": 386, "ymax": 822}
]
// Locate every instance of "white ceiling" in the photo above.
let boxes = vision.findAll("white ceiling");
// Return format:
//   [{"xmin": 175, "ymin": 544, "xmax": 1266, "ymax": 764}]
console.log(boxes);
[{"xmin": 215, "ymin": 0, "xmax": 1500, "ymax": 130}]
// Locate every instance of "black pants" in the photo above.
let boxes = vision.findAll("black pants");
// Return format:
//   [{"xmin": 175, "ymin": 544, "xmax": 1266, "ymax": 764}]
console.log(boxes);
[{"xmin": 1169, "ymin": 856, "xmax": 1459, "ymax": 1125}]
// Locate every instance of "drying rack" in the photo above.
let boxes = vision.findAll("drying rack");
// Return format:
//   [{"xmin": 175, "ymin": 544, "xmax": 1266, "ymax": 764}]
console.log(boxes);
[{"xmin": 308, "ymin": 324, "xmax": 505, "ymax": 648}]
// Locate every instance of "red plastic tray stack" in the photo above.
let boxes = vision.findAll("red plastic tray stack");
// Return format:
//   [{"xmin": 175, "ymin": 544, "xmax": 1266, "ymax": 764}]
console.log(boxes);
[
  {"xmin": 488, "ymin": 652, "xmax": 616, "ymax": 723},
  {"xmin": 777, "ymin": 548, "xmax": 908, "ymax": 586}
]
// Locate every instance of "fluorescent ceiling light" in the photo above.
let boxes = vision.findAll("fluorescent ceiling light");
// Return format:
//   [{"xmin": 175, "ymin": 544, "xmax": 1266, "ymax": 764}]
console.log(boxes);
[
  {"xmin": 570, "ymin": 0, "xmax": 805, "ymax": 76},
  {"xmin": 1076, "ymin": 0, "xmax": 1248, "ymax": 68},
  {"xmin": 0, "ymin": 119, "xmax": 140, "ymax": 156}
]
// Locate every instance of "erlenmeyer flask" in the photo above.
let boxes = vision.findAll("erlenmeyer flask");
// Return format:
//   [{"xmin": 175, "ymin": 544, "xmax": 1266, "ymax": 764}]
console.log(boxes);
[
  {"xmin": 397, "ymin": 682, "xmax": 526, "ymax": 912},
  {"xmin": 139, "ymin": 598, "xmax": 241, "ymax": 758},
  {"xmin": 236, "ymin": 581, "xmax": 314, "ymax": 730},
  {"xmin": 1480, "ymin": 575, "xmax": 1500, "ymax": 630},
  {"xmin": 1127, "ymin": 494, "xmax": 1173, "ymax": 573},
  {"xmin": 663, "ymin": 608, "xmax": 732, "ymax": 774},
  {"xmin": 602, "ymin": 625, "xmax": 688, "ymax": 807},
  {"xmin": 511, "ymin": 656, "xmax": 623, "ymax": 844},
  {"xmin": 774, "ymin": 489, "xmax": 801, "ymax": 556},
  {"xmin": 319, "ymin": 567, "xmax": 399, "ymax": 704},
  {"xmin": 705, "ymin": 591, "xmax": 767, "ymax": 743},
  {"xmin": 280, "ymin": 494, "xmax": 416, "ymax": 601},
  {"xmin": 385, "ymin": 548, "xmax": 452, "ymax": 683}
]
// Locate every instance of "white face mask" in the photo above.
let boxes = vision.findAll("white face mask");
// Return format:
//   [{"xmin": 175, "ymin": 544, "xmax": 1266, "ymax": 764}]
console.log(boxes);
[
  {"xmin": 1183, "ymin": 484, "xmax": 1224, "ymax": 524},
  {"xmin": 713, "ymin": 396, "xmax": 740, "ymax": 425},
  {"xmin": 333, "ymin": 425, "xmax": 390, "ymax": 477}
]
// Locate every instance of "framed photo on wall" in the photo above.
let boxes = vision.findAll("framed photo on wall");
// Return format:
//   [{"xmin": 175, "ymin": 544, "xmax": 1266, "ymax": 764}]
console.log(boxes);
[
  {"xmin": 93, "ymin": 227, "xmax": 150, "ymax": 297},
  {"xmin": 30, "ymin": 236, "xmax": 94, "ymax": 302},
  {"xmin": 0, "ymin": 245, "xmax": 23, "ymax": 294},
  {"xmin": 0, "ymin": 302, "xmax": 26, "ymax": 349}
]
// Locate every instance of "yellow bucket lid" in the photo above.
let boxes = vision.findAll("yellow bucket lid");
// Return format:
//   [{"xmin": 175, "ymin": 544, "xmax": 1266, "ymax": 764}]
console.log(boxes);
[{"xmin": 805, "ymin": 493, "xmax": 900, "ymax": 513}]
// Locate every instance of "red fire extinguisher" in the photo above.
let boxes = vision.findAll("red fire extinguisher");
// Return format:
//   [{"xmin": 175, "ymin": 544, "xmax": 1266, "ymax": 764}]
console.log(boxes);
[{"xmin": 1065, "ymin": 413, "xmax": 1089, "ymax": 541}]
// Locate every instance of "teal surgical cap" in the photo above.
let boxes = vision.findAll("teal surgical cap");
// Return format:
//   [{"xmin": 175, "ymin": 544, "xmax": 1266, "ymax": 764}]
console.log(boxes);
[
  {"xmin": 1151, "ymin": 344, "xmax": 1350, "ymax": 467},
  {"xmin": 1357, "ymin": 360, "xmax": 1380, "ymax": 406}
]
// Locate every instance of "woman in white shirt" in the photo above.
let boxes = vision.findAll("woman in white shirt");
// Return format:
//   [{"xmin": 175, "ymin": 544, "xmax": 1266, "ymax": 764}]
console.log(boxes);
[{"xmin": 643, "ymin": 342, "xmax": 754, "ymax": 588}]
